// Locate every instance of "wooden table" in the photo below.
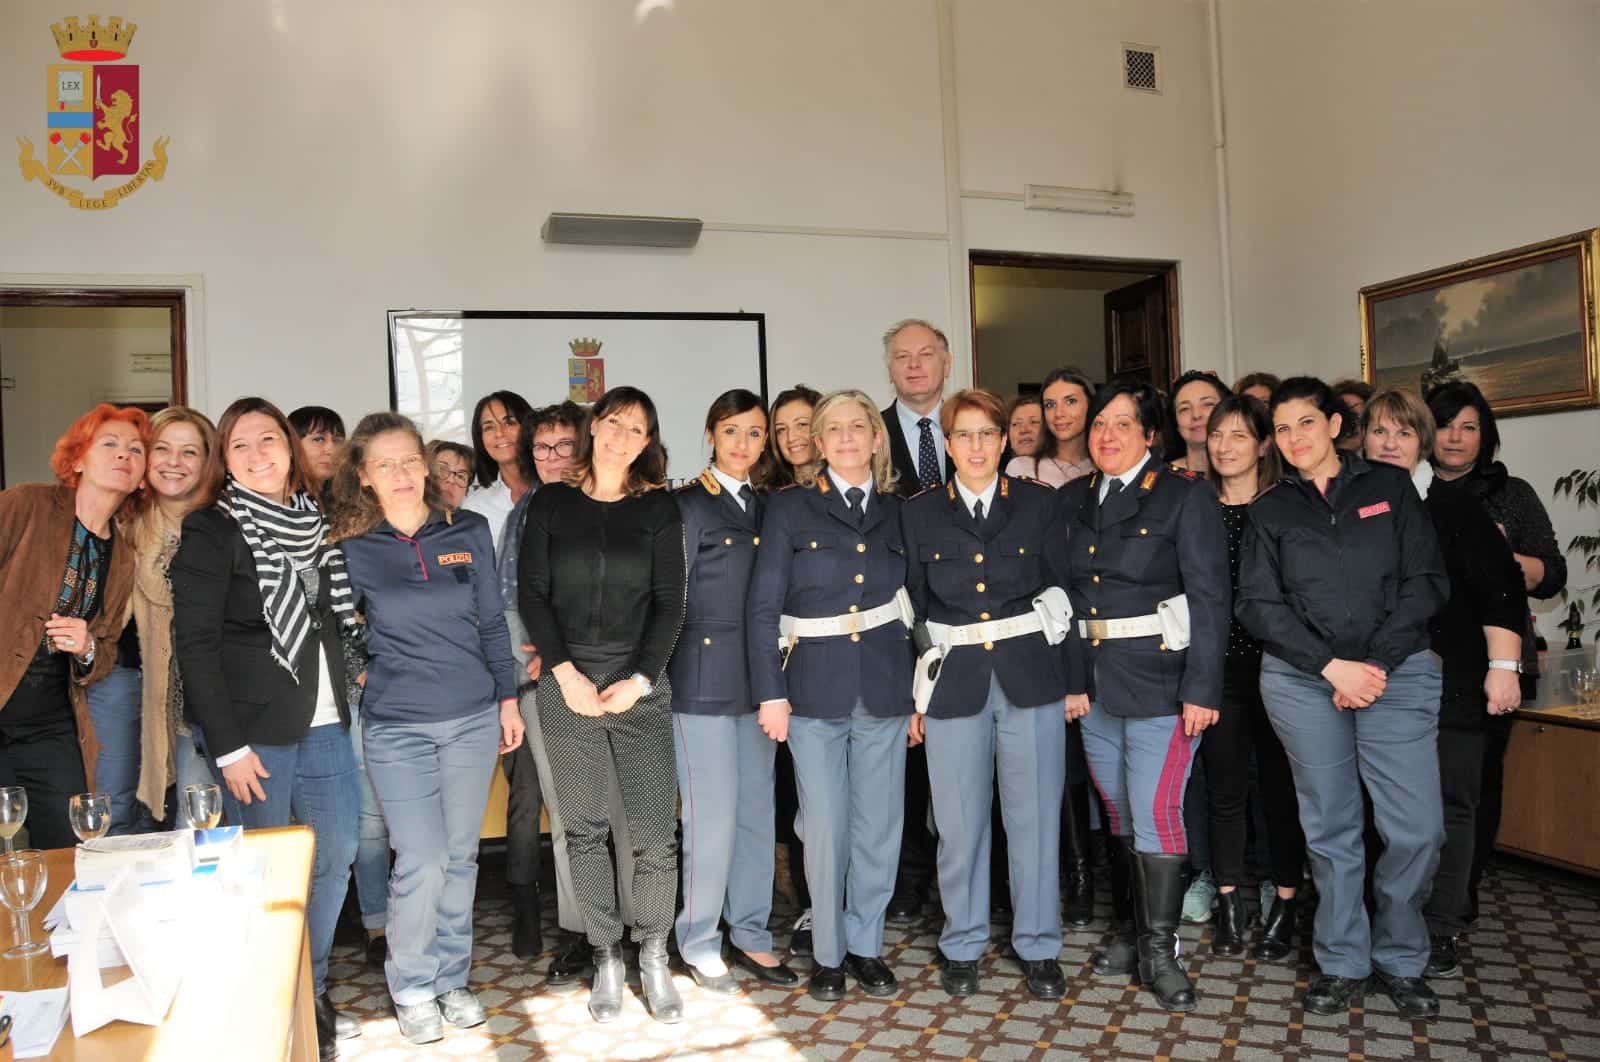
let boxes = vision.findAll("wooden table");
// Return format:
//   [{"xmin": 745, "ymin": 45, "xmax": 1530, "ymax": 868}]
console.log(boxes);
[
  {"xmin": 1498, "ymin": 702, "xmax": 1600, "ymax": 875},
  {"xmin": 0, "ymin": 826, "xmax": 317, "ymax": 1061}
]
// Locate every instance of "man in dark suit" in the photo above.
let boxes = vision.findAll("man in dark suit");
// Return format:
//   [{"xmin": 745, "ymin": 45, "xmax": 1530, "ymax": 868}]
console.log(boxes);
[{"xmin": 879, "ymin": 318, "xmax": 954, "ymax": 923}]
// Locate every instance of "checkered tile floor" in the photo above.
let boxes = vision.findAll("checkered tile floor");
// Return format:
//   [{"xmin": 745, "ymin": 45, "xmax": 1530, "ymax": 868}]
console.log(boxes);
[{"xmin": 326, "ymin": 856, "xmax": 1600, "ymax": 1060}]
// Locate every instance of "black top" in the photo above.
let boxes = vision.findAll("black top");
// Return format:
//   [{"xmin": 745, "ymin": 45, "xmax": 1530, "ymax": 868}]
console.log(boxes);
[
  {"xmin": 517, "ymin": 484, "xmax": 686, "ymax": 680},
  {"xmin": 1237, "ymin": 453, "xmax": 1448, "ymax": 677},
  {"xmin": 1435, "ymin": 462, "xmax": 1565, "ymax": 600},
  {"xmin": 1219, "ymin": 503, "xmax": 1261, "ymax": 664},
  {"xmin": 1426, "ymin": 481, "xmax": 1527, "ymax": 729},
  {"xmin": 670, "ymin": 475, "xmax": 763, "ymax": 715}
]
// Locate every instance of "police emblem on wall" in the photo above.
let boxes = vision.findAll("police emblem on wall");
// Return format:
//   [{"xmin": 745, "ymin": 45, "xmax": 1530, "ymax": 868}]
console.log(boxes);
[
  {"xmin": 15, "ymin": 15, "xmax": 170, "ymax": 210},
  {"xmin": 568, "ymin": 338, "xmax": 606, "ymax": 403}
]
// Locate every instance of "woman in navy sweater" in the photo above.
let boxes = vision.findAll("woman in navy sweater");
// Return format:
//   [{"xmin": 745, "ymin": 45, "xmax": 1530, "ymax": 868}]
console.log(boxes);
[{"xmin": 330, "ymin": 412, "xmax": 523, "ymax": 1047}]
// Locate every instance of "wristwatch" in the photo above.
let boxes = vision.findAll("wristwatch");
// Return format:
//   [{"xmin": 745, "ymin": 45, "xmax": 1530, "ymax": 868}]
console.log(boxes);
[
  {"xmin": 633, "ymin": 673, "xmax": 654, "ymax": 696},
  {"xmin": 1487, "ymin": 659, "xmax": 1522, "ymax": 674}
]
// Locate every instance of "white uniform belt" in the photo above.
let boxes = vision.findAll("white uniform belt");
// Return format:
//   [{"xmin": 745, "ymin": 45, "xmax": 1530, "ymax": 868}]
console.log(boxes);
[
  {"xmin": 779, "ymin": 596, "xmax": 906, "ymax": 646},
  {"xmin": 926, "ymin": 612, "xmax": 1043, "ymax": 648},
  {"xmin": 1078, "ymin": 614, "xmax": 1162, "ymax": 640}
]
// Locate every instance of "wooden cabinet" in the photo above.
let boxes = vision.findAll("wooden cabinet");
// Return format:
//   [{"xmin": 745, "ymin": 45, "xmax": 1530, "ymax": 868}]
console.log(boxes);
[{"xmin": 1497, "ymin": 709, "xmax": 1600, "ymax": 875}]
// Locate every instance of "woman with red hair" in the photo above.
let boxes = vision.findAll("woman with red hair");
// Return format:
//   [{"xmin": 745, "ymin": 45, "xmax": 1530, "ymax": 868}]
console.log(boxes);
[{"xmin": 0, "ymin": 403, "xmax": 148, "ymax": 848}]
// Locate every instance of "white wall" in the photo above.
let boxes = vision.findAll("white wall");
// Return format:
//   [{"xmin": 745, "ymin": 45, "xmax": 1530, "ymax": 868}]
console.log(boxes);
[
  {"xmin": 1223, "ymin": 0, "xmax": 1600, "ymax": 612},
  {"xmin": 2, "ymin": 0, "xmax": 1226, "ymax": 433}
]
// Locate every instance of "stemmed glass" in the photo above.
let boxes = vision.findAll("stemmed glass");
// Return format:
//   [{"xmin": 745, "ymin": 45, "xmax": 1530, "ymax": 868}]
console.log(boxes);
[
  {"xmin": 181, "ymin": 783, "xmax": 223, "ymax": 831},
  {"xmin": 69, "ymin": 793, "xmax": 111, "ymax": 843},
  {"xmin": 0, "ymin": 851, "xmax": 49, "ymax": 958},
  {"xmin": 0, "ymin": 787, "xmax": 26, "ymax": 856}
]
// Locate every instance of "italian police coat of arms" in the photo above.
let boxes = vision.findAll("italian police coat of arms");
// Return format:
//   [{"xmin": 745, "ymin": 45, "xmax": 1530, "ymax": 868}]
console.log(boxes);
[{"xmin": 16, "ymin": 15, "xmax": 171, "ymax": 210}]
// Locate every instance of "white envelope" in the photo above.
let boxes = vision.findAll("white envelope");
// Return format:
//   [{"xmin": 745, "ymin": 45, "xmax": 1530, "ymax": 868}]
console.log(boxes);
[{"xmin": 69, "ymin": 869, "xmax": 183, "ymax": 1037}]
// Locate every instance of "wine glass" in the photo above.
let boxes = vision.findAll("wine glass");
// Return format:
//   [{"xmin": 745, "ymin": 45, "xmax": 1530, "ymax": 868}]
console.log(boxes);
[
  {"xmin": 0, "ymin": 851, "xmax": 49, "ymax": 958},
  {"xmin": 0, "ymin": 788, "xmax": 26, "ymax": 856},
  {"xmin": 181, "ymin": 783, "xmax": 223, "ymax": 831},
  {"xmin": 68, "ymin": 792, "xmax": 111, "ymax": 843}
]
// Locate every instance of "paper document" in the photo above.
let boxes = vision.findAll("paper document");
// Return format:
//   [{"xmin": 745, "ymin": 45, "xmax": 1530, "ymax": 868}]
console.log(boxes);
[{"xmin": 0, "ymin": 987, "xmax": 70, "ymax": 1059}]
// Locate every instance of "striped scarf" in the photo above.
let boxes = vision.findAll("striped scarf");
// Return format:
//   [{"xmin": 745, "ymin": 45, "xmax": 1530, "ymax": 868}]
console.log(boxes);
[{"xmin": 220, "ymin": 480, "xmax": 355, "ymax": 681}]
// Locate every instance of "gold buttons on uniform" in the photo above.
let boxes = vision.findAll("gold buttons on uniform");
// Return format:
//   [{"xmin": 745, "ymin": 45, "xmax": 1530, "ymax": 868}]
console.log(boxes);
[
  {"xmin": 983, "ymin": 641, "xmax": 994, "ymax": 651},
  {"xmin": 1018, "ymin": 547, "xmax": 1026, "ymax": 555},
  {"xmin": 1092, "ymin": 575, "xmax": 1100, "ymax": 583},
  {"xmin": 1090, "ymin": 607, "xmax": 1098, "ymax": 615},
  {"xmin": 933, "ymin": 552, "xmax": 941, "ymax": 560},
  {"xmin": 856, "ymin": 543, "xmax": 866, "ymax": 553},
  {"xmin": 980, "ymin": 612, "xmax": 991, "ymax": 620},
  {"xmin": 850, "ymin": 633, "xmax": 861, "ymax": 643},
  {"xmin": 1159, "ymin": 643, "xmax": 1168, "ymax": 651},
  {"xmin": 854, "ymin": 573, "xmax": 864, "ymax": 584},
  {"xmin": 809, "ymin": 541, "xmax": 818, "ymax": 549},
  {"xmin": 1091, "ymin": 638, "xmax": 1101, "ymax": 647},
  {"xmin": 753, "ymin": 536, "xmax": 760, "ymax": 545},
  {"xmin": 974, "ymin": 553, "xmax": 984, "ymax": 564},
  {"xmin": 724, "ymin": 537, "xmax": 733, "ymax": 545},
  {"xmin": 849, "ymin": 604, "xmax": 859, "ymax": 613},
  {"xmin": 703, "ymin": 637, "xmax": 712, "ymax": 645},
  {"xmin": 1088, "ymin": 545, "xmax": 1096, "ymax": 555},
  {"xmin": 976, "ymin": 582, "xmax": 986, "ymax": 593},
  {"xmin": 1140, "ymin": 528, "xmax": 1149, "ymax": 536}
]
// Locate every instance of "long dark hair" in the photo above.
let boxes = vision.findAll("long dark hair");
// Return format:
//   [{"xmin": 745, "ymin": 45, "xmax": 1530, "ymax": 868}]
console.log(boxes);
[
  {"xmin": 327, "ymin": 412, "xmax": 443, "ymax": 542},
  {"xmin": 565, "ymin": 386, "xmax": 669, "ymax": 494},
  {"xmin": 1425, "ymin": 381, "xmax": 1500, "ymax": 473},
  {"xmin": 1164, "ymin": 370, "xmax": 1232, "ymax": 462},
  {"xmin": 1037, "ymin": 368, "xmax": 1096, "ymax": 462},
  {"xmin": 1204, "ymin": 394, "xmax": 1281, "ymax": 492},
  {"xmin": 704, "ymin": 388, "xmax": 774, "ymax": 489},
  {"xmin": 766, "ymin": 384, "xmax": 822, "ymax": 488},
  {"xmin": 469, "ymin": 390, "xmax": 535, "ymax": 488},
  {"xmin": 199, "ymin": 397, "xmax": 307, "ymax": 507}
]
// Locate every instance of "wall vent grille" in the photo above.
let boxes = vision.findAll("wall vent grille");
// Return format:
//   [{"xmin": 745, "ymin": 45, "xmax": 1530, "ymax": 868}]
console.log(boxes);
[{"xmin": 1123, "ymin": 44, "xmax": 1160, "ymax": 93}]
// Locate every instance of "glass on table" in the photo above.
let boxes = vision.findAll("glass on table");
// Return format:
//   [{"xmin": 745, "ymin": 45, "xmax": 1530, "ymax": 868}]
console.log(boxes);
[
  {"xmin": 69, "ymin": 792, "xmax": 112, "ymax": 843},
  {"xmin": 0, "ymin": 850, "xmax": 48, "ymax": 958},
  {"xmin": 181, "ymin": 783, "xmax": 223, "ymax": 831},
  {"xmin": 0, "ymin": 787, "xmax": 25, "ymax": 856}
]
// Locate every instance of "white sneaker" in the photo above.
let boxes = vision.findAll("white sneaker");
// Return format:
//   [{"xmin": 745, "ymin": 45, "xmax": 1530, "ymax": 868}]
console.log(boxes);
[{"xmin": 1181, "ymin": 870, "xmax": 1217, "ymax": 924}]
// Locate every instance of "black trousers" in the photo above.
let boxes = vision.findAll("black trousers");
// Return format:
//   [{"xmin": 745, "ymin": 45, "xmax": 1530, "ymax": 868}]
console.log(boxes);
[
  {"xmin": 0, "ymin": 716, "xmax": 86, "ymax": 850},
  {"xmin": 1466, "ymin": 714, "xmax": 1514, "ymax": 923},
  {"xmin": 774, "ymin": 741, "xmax": 810, "ymax": 908},
  {"xmin": 502, "ymin": 735, "xmax": 543, "ymax": 889},
  {"xmin": 895, "ymin": 743, "xmax": 937, "ymax": 896},
  {"xmin": 1199, "ymin": 660, "xmax": 1305, "ymax": 888},
  {"xmin": 1425, "ymin": 726, "xmax": 1484, "ymax": 935}
]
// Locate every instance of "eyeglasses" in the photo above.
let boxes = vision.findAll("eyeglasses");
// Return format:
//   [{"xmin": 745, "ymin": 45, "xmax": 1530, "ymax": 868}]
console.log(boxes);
[
  {"xmin": 948, "ymin": 428, "xmax": 1003, "ymax": 447},
  {"xmin": 532, "ymin": 439, "xmax": 577, "ymax": 460},
  {"xmin": 432, "ymin": 465, "xmax": 471, "ymax": 486},
  {"xmin": 367, "ymin": 455, "xmax": 425, "ymax": 478}
]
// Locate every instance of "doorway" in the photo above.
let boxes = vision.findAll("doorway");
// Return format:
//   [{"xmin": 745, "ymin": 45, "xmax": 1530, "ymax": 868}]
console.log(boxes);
[
  {"xmin": 0, "ymin": 289, "xmax": 187, "ymax": 488},
  {"xmin": 969, "ymin": 251, "xmax": 1180, "ymax": 399}
]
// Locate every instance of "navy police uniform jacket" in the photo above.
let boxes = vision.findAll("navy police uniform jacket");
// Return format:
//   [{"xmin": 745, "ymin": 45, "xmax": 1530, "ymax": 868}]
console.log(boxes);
[
  {"xmin": 901, "ymin": 475, "xmax": 1069, "ymax": 718},
  {"xmin": 1056, "ymin": 458, "xmax": 1230, "ymax": 718},
  {"xmin": 670, "ymin": 470, "xmax": 763, "ymax": 715},
  {"xmin": 745, "ymin": 474, "xmax": 914, "ymax": 719}
]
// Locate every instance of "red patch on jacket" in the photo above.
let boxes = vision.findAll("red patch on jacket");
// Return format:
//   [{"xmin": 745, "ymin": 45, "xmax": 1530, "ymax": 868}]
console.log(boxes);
[
  {"xmin": 1358, "ymin": 502, "xmax": 1391, "ymax": 519},
  {"xmin": 437, "ymin": 552, "xmax": 473, "ymax": 566}
]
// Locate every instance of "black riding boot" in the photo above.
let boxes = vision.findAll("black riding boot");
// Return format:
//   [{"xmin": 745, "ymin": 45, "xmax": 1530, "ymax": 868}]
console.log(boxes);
[
  {"xmin": 1133, "ymin": 852, "xmax": 1197, "ymax": 1012},
  {"xmin": 1090, "ymin": 835, "xmax": 1136, "ymax": 975},
  {"xmin": 1061, "ymin": 782, "xmax": 1095, "ymax": 927}
]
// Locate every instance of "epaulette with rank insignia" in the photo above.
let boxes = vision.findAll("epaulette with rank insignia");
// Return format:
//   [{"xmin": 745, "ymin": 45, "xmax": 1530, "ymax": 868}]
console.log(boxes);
[
  {"xmin": 1171, "ymin": 466, "xmax": 1204, "ymax": 481},
  {"xmin": 697, "ymin": 468, "xmax": 721, "ymax": 494}
]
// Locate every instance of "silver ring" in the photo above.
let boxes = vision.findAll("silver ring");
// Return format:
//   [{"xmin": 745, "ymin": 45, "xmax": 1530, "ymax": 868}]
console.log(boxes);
[{"xmin": 63, "ymin": 637, "xmax": 75, "ymax": 648}]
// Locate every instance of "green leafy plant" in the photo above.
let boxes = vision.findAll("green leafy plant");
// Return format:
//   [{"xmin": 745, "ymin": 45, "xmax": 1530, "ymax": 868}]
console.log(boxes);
[{"xmin": 1553, "ymin": 468, "xmax": 1600, "ymax": 615}]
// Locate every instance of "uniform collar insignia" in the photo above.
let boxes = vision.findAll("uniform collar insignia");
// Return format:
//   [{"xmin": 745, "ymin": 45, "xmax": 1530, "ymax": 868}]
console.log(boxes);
[
  {"xmin": 1140, "ymin": 469, "xmax": 1158, "ymax": 491},
  {"xmin": 946, "ymin": 481, "xmax": 956, "ymax": 501},
  {"xmin": 698, "ymin": 468, "xmax": 721, "ymax": 495},
  {"xmin": 999, "ymin": 476, "xmax": 1010, "ymax": 499},
  {"xmin": 815, "ymin": 474, "xmax": 831, "ymax": 495}
]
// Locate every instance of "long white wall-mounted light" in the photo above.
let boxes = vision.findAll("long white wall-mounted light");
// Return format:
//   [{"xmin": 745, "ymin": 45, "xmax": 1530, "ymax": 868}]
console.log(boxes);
[
  {"xmin": 1022, "ymin": 184, "xmax": 1134, "ymax": 217},
  {"xmin": 541, "ymin": 213, "xmax": 703, "ymax": 248}
]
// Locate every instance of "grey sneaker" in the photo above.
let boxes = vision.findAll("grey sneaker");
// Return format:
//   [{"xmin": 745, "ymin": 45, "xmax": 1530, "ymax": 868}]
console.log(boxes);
[
  {"xmin": 436, "ymin": 987, "xmax": 487, "ymax": 1029},
  {"xmin": 393, "ymin": 1000, "xmax": 444, "ymax": 1045},
  {"xmin": 1181, "ymin": 870, "xmax": 1217, "ymax": 925},
  {"xmin": 1258, "ymin": 878, "xmax": 1276, "ymax": 915}
]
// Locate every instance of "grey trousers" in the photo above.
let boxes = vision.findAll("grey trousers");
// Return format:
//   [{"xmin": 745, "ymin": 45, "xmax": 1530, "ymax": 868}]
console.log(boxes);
[
  {"xmin": 1260, "ymin": 651, "xmax": 1444, "ymax": 979},
  {"xmin": 925, "ymin": 673, "xmax": 1065, "ymax": 962}
]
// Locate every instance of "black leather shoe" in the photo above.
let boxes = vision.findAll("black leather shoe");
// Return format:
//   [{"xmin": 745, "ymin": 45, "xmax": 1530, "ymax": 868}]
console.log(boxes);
[
  {"xmin": 1372, "ymin": 969, "xmax": 1440, "ymax": 1018},
  {"xmin": 547, "ymin": 937, "xmax": 595, "ymax": 990},
  {"xmin": 1425, "ymin": 935, "xmax": 1460, "ymax": 979},
  {"xmin": 1252, "ymin": 895, "xmax": 1300, "ymax": 962},
  {"xmin": 808, "ymin": 964, "xmax": 846, "ymax": 1001},
  {"xmin": 729, "ymin": 948, "xmax": 800, "ymax": 986},
  {"xmin": 688, "ymin": 963, "xmax": 740, "ymax": 994},
  {"xmin": 886, "ymin": 890, "xmax": 922, "ymax": 925},
  {"xmin": 365, "ymin": 933, "xmax": 387, "ymax": 970},
  {"xmin": 1303, "ymin": 974, "xmax": 1365, "ymax": 1015},
  {"xmin": 843, "ymin": 953, "xmax": 898, "ymax": 996},
  {"xmin": 314, "ymin": 992, "xmax": 360, "ymax": 1054},
  {"xmin": 939, "ymin": 957, "xmax": 979, "ymax": 997},
  {"xmin": 1022, "ymin": 958, "xmax": 1066, "ymax": 1000},
  {"xmin": 509, "ymin": 883, "xmax": 544, "ymax": 960},
  {"xmin": 1210, "ymin": 888, "xmax": 1247, "ymax": 956}
]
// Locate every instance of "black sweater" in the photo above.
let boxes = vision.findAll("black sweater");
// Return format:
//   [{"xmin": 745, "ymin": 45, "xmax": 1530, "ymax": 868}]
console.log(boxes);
[{"xmin": 517, "ymin": 483, "xmax": 686, "ymax": 682}]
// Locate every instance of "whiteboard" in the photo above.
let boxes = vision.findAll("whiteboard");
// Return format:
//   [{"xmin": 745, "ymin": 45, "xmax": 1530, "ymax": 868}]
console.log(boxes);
[{"xmin": 388, "ymin": 311, "xmax": 767, "ymax": 482}]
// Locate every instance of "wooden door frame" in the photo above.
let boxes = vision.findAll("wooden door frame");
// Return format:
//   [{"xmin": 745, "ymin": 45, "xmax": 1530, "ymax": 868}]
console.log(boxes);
[
  {"xmin": 0, "ymin": 287, "xmax": 188, "ymax": 489},
  {"xmin": 967, "ymin": 250, "xmax": 1182, "ymax": 387}
]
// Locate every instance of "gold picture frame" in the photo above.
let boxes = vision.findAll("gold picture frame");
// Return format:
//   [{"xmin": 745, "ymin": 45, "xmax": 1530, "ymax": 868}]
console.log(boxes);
[{"xmin": 1360, "ymin": 229, "xmax": 1600, "ymax": 417}]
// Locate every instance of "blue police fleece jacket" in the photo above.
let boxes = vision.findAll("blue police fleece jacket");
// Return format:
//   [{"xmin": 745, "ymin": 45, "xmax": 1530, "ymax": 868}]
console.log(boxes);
[{"xmin": 338, "ymin": 508, "xmax": 519, "ymax": 724}]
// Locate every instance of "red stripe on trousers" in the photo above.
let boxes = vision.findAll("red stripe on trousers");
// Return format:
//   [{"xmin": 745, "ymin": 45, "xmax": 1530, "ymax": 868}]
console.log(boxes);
[{"xmin": 1152, "ymin": 718, "xmax": 1193, "ymax": 855}]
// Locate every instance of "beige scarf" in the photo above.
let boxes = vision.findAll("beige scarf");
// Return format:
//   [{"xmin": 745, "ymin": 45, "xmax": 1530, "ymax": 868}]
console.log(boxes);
[{"xmin": 128, "ymin": 505, "xmax": 184, "ymax": 819}]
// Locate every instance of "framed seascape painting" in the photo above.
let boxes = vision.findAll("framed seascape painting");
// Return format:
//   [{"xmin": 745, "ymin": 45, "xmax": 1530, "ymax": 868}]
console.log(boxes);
[{"xmin": 1360, "ymin": 229, "xmax": 1600, "ymax": 417}]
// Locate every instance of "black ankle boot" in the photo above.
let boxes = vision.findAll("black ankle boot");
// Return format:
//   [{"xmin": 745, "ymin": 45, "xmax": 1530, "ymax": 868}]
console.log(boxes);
[
  {"xmin": 1061, "ymin": 782, "xmax": 1095, "ymax": 927},
  {"xmin": 1252, "ymin": 894, "xmax": 1299, "ymax": 962},
  {"xmin": 1090, "ymin": 835, "xmax": 1136, "ymax": 976},
  {"xmin": 1211, "ymin": 888, "xmax": 1247, "ymax": 956},
  {"xmin": 1133, "ymin": 852, "xmax": 1196, "ymax": 1011},
  {"xmin": 510, "ymin": 883, "xmax": 544, "ymax": 960}
]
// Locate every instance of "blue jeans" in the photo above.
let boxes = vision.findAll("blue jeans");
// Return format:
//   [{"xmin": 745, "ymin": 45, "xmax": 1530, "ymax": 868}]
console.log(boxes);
[
  {"xmin": 364, "ymin": 708, "xmax": 500, "ymax": 1006},
  {"xmin": 350, "ymin": 713, "xmax": 391, "ymax": 931},
  {"xmin": 193, "ymin": 722, "xmax": 360, "ymax": 994},
  {"xmin": 87, "ymin": 664, "xmax": 153, "ymax": 835}
]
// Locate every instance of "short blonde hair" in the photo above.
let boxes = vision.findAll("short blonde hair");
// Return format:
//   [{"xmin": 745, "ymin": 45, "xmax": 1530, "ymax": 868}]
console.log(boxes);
[
  {"xmin": 805, "ymin": 389, "xmax": 898, "ymax": 493},
  {"xmin": 1364, "ymin": 388, "xmax": 1436, "ymax": 459}
]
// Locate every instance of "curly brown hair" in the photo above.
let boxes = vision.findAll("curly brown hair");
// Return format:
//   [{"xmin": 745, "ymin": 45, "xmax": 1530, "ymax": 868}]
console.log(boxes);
[{"xmin": 326, "ymin": 412, "xmax": 443, "ymax": 542}]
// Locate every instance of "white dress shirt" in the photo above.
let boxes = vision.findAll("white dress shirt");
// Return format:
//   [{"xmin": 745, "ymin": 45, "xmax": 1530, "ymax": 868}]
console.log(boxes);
[
  {"xmin": 710, "ymin": 466, "xmax": 753, "ymax": 510},
  {"xmin": 894, "ymin": 400, "xmax": 946, "ymax": 480},
  {"xmin": 827, "ymin": 467, "xmax": 873, "ymax": 514},
  {"xmin": 1098, "ymin": 453, "xmax": 1152, "ymax": 503},
  {"xmin": 953, "ymin": 474, "xmax": 999, "ymax": 519}
]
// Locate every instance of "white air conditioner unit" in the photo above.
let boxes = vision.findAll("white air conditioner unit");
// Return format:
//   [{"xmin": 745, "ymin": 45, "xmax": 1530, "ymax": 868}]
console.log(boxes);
[{"xmin": 1023, "ymin": 184, "xmax": 1135, "ymax": 218}]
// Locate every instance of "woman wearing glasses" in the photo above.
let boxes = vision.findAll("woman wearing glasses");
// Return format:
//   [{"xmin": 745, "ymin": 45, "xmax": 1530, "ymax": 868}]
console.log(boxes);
[
  {"xmin": 330, "ymin": 412, "xmax": 523, "ymax": 1046},
  {"xmin": 425, "ymin": 441, "xmax": 476, "ymax": 512}
]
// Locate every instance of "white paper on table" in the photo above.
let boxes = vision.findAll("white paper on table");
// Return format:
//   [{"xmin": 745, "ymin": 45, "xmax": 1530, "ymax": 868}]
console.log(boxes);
[
  {"xmin": 68, "ymin": 869, "xmax": 183, "ymax": 1036},
  {"xmin": 0, "ymin": 987, "xmax": 70, "ymax": 1058}
]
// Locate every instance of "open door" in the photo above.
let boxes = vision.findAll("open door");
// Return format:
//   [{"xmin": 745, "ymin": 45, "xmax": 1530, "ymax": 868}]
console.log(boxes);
[{"xmin": 1104, "ymin": 274, "xmax": 1172, "ymax": 389}]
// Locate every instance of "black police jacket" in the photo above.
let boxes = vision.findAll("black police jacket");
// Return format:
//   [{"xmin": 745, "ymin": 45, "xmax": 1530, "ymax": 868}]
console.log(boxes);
[
  {"xmin": 670, "ymin": 470, "xmax": 763, "ymax": 716},
  {"xmin": 745, "ymin": 473, "xmax": 913, "ymax": 719},
  {"xmin": 1056, "ymin": 457, "xmax": 1230, "ymax": 718},
  {"xmin": 901, "ymin": 475, "xmax": 1068, "ymax": 718},
  {"xmin": 1236, "ymin": 452, "xmax": 1447, "ymax": 677}
]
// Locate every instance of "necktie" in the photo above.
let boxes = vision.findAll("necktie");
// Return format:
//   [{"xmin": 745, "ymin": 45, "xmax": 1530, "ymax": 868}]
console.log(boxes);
[
  {"xmin": 738, "ymin": 484, "xmax": 755, "ymax": 514},
  {"xmin": 846, "ymin": 486, "xmax": 865, "ymax": 527},
  {"xmin": 972, "ymin": 499, "xmax": 985, "ymax": 528},
  {"xmin": 1101, "ymin": 478, "xmax": 1124, "ymax": 507},
  {"xmin": 916, "ymin": 417, "xmax": 941, "ymax": 489}
]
